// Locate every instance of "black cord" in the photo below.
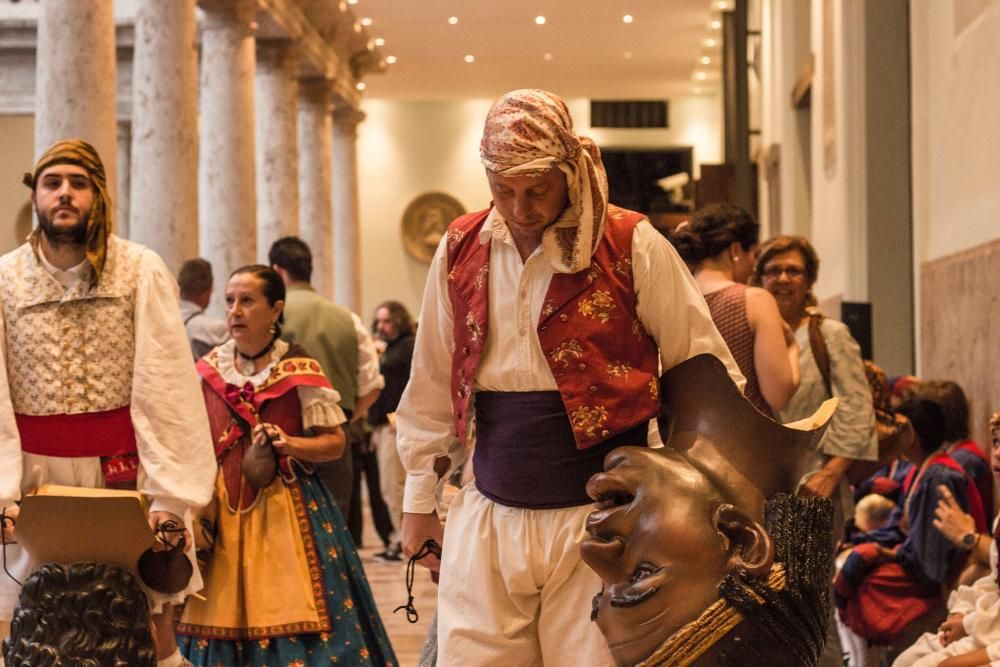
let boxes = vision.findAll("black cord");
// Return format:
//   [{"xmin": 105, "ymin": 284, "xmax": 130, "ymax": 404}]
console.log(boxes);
[
  {"xmin": 393, "ymin": 539, "xmax": 441, "ymax": 624},
  {"xmin": 1, "ymin": 508, "xmax": 22, "ymax": 586}
]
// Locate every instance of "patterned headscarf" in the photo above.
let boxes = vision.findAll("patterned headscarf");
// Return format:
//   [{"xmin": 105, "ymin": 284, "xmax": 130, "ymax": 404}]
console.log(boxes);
[
  {"xmin": 23, "ymin": 139, "xmax": 112, "ymax": 288},
  {"xmin": 480, "ymin": 89, "xmax": 609, "ymax": 274}
]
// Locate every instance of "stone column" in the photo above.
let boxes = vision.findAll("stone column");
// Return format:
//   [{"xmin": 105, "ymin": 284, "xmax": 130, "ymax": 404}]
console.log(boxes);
[
  {"xmin": 331, "ymin": 107, "xmax": 365, "ymax": 313},
  {"xmin": 199, "ymin": 0, "xmax": 258, "ymax": 305},
  {"xmin": 116, "ymin": 121, "xmax": 131, "ymax": 239},
  {"xmin": 130, "ymin": 0, "xmax": 199, "ymax": 272},
  {"xmin": 255, "ymin": 41, "xmax": 299, "ymax": 264},
  {"xmin": 297, "ymin": 79, "xmax": 334, "ymax": 298},
  {"xmin": 35, "ymin": 0, "xmax": 117, "ymax": 206}
]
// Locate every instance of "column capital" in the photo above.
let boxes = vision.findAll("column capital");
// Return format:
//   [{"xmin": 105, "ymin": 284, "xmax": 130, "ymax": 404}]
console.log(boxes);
[
  {"xmin": 199, "ymin": 0, "xmax": 258, "ymax": 30},
  {"xmin": 256, "ymin": 38, "xmax": 299, "ymax": 69},
  {"xmin": 299, "ymin": 76, "xmax": 333, "ymax": 103},
  {"xmin": 333, "ymin": 106, "xmax": 366, "ymax": 129}
]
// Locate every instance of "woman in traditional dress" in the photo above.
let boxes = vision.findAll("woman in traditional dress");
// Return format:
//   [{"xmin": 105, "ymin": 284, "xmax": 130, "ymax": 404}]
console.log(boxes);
[
  {"xmin": 177, "ymin": 265, "xmax": 397, "ymax": 666},
  {"xmin": 669, "ymin": 203, "xmax": 799, "ymax": 418}
]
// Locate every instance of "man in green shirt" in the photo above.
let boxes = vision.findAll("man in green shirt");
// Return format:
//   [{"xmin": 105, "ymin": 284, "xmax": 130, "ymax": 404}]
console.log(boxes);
[{"xmin": 269, "ymin": 237, "xmax": 383, "ymax": 530}]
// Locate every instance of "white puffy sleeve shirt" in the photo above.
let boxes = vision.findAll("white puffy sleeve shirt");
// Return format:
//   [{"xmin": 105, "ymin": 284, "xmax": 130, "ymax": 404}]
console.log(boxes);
[{"xmin": 396, "ymin": 215, "xmax": 744, "ymax": 514}]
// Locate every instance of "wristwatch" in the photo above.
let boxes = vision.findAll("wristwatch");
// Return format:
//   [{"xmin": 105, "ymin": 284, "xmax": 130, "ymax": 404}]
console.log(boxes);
[{"xmin": 961, "ymin": 532, "xmax": 979, "ymax": 550}]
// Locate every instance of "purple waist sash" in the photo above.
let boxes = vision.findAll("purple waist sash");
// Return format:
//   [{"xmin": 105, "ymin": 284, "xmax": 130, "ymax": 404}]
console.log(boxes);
[{"xmin": 472, "ymin": 391, "xmax": 648, "ymax": 509}]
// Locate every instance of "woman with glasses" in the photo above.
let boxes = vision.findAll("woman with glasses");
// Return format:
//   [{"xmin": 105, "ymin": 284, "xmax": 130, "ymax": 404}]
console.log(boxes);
[
  {"xmin": 669, "ymin": 204, "xmax": 799, "ymax": 417},
  {"xmin": 753, "ymin": 235, "xmax": 878, "ymax": 666}
]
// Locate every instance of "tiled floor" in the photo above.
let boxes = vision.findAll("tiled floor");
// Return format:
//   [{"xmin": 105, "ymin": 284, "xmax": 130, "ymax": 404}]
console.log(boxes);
[{"xmin": 356, "ymin": 503, "xmax": 438, "ymax": 667}]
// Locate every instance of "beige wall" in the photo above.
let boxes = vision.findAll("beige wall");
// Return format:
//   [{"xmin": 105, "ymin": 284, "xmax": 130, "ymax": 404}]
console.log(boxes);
[
  {"xmin": 0, "ymin": 115, "xmax": 35, "ymax": 255},
  {"xmin": 356, "ymin": 94, "xmax": 723, "ymax": 321}
]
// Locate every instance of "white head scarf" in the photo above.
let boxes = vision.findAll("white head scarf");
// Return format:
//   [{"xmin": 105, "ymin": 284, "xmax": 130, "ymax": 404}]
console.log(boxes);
[{"xmin": 480, "ymin": 89, "xmax": 609, "ymax": 273}]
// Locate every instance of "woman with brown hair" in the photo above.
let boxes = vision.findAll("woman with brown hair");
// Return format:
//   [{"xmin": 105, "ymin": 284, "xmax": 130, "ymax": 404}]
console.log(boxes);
[{"xmin": 670, "ymin": 203, "xmax": 799, "ymax": 417}]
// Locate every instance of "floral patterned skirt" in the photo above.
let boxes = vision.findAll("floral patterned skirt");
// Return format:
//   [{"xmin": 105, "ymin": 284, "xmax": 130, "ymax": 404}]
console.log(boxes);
[{"xmin": 177, "ymin": 471, "xmax": 397, "ymax": 666}]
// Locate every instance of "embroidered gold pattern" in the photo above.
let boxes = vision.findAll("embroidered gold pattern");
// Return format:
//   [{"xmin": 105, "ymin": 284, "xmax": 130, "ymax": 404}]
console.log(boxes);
[
  {"xmin": 578, "ymin": 290, "xmax": 616, "ymax": 324},
  {"xmin": 549, "ymin": 340, "xmax": 585, "ymax": 368},
  {"xmin": 587, "ymin": 263, "xmax": 604, "ymax": 284},
  {"xmin": 649, "ymin": 378, "xmax": 660, "ymax": 401},
  {"xmin": 607, "ymin": 361, "xmax": 633, "ymax": 378},
  {"xmin": 473, "ymin": 264, "xmax": 489, "ymax": 291},
  {"xmin": 541, "ymin": 300, "xmax": 556, "ymax": 318},
  {"xmin": 614, "ymin": 256, "xmax": 632, "ymax": 278},
  {"xmin": 570, "ymin": 405, "xmax": 609, "ymax": 438},
  {"xmin": 466, "ymin": 312, "xmax": 482, "ymax": 342},
  {"xmin": 447, "ymin": 230, "xmax": 465, "ymax": 249}
]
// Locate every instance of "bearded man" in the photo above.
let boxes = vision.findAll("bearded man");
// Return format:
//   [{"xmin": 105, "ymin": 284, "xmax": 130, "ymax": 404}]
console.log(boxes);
[
  {"xmin": 395, "ymin": 89, "xmax": 745, "ymax": 666},
  {"xmin": 0, "ymin": 140, "xmax": 216, "ymax": 667}
]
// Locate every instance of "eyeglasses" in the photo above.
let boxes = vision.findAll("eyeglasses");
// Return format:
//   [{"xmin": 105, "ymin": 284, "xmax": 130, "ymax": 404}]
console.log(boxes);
[{"xmin": 761, "ymin": 266, "xmax": 806, "ymax": 280}]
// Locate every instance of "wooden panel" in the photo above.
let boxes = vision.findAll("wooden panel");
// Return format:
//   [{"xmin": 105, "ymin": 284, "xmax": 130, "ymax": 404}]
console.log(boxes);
[{"xmin": 920, "ymin": 237, "xmax": 1000, "ymax": 445}]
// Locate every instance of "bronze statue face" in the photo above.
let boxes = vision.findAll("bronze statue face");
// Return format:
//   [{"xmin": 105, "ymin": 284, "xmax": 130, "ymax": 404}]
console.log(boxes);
[{"xmin": 581, "ymin": 446, "xmax": 764, "ymax": 667}]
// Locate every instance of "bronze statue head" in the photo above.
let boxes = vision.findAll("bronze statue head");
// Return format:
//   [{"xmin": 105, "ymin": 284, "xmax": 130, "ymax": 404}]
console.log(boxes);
[{"xmin": 582, "ymin": 354, "xmax": 836, "ymax": 666}]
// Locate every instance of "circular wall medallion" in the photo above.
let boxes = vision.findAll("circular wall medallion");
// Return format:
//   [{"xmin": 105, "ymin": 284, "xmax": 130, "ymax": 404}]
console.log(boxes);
[{"xmin": 401, "ymin": 192, "xmax": 465, "ymax": 263}]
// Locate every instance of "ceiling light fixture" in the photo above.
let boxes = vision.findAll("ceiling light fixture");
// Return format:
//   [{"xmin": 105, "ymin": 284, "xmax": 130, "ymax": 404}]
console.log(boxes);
[
  {"xmin": 624, "ymin": 51, "xmax": 633, "ymax": 59},
  {"xmin": 356, "ymin": 81, "xmax": 366, "ymax": 90},
  {"xmin": 700, "ymin": 55, "xmax": 711, "ymax": 64},
  {"xmin": 386, "ymin": 55, "xmax": 397, "ymax": 64},
  {"xmin": 704, "ymin": 37, "xmax": 718, "ymax": 47},
  {"xmin": 338, "ymin": 1, "xmax": 346, "ymax": 11},
  {"xmin": 448, "ymin": 16, "xmax": 458, "ymax": 25},
  {"xmin": 374, "ymin": 37, "xmax": 385, "ymax": 46},
  {"xmin": 347, "ymin": 0, "xmax": 358, "ymax": 4},
  {"xmin": 543, "ymin": 53, "xmax": 553, "ymax": 61},
  {"xmin": 716, "ymin": 1, "xmax": 730, "ymax": 9},
  {"xmin": 535, "ymin": 16, "xmax": 546, "ymax": 25},
  {"xmin": 623, "ymin": 14, "xmax": 634, "ymax": 24},
  {"xmin": 464, "ymin": 54, "xmax": 475, "ymax": 63},
  {"xmin": 353, "ymin": 22, "xmax": 362, "ymax": 33},
  {"xmin": 710, "ymin": 19, "xmax": 721, "ymax": 29},
  {"xmin": 695, "ymin": 71, "xmax": 707, "ymax": 80},
  {"xmin": 361, "ymin": 17, "xmax": 373, "ymax": 26}
]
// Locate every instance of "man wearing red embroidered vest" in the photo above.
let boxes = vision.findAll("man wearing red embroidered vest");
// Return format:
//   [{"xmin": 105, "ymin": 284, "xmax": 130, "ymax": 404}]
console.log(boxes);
[
  {"xmin": 0, "ymin": 140, "xmax": 217, "ymax": 667},
  {"xmin": 395, "ymin": 90, "xmax": 745, "ymax": 666}
]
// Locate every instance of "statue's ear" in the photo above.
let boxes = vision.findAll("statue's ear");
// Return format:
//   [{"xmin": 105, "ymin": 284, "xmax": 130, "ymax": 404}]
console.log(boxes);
[{"xmin": 713, "ymin": 504, "xmax": 774, "ymax": 577}]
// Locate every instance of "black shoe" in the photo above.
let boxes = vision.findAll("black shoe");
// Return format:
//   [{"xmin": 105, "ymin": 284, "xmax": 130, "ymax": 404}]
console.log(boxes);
[{"xmin": 373, "ymin": 545, "xmax": 403, "ymax": 562}]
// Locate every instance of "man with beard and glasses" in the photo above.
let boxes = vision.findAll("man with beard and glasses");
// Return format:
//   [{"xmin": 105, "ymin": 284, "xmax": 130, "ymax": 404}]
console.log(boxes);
[
  {"xmin": 0, "ymin": 139, "xmax": 216, "ymax": 667},
  {"xmin": 395, "ymin": 89, "xmax": 745, "ymax": 666}
]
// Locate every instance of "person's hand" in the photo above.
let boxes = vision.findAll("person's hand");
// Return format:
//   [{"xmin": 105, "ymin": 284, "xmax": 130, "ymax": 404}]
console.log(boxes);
[
  {"xmin": 254, "ymin": 423, "xmax": 289, "ymax": 453},
  {"xmin": 148, "ymin": 511, "xmax": 190, "ymax": 552},
  {"xmin": 933, "ymin": 484, "xmax": 977, "ymax": 547},
  {"xmin": 939, "ymin": 613, "xmax": 967, "ymax": 647},
  {"xmin": 401, "ymin": 512, "xmax": 444, "ymax": 572},
  {"xmin": 799, "ymin": 469, "xmax": 839, "ymax": 499},
  {"xmin": 1, "ymin": 505, "xmax": 18, "ymax": 542}
]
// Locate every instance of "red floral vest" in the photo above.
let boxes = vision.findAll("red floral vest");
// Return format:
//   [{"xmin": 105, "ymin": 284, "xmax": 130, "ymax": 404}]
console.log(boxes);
[{"xmin": 447, "ymin": 205, "xmax": 660, "ymax": 450}]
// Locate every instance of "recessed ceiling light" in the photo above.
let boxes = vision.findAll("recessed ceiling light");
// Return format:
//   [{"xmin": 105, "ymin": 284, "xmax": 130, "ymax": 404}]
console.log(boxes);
[
  {"xmin": 464, "ymin": 54, "xmax": 475, "ymax": 63},
  {"xmin": 347, "ymin": 0, "xmax": 358, "ymax": 4},
  {"xmin": 361, "ymin": 17, "xmax": 373, "ymax": 26},
  {"xmin": 700, "ymin": 55, "xmax": 711, "ymax": 64},
  {"xmin": 623, "ymin": 14, "xmax": 634, "ymax": 24},
  {"xmin": 535, "ymin": 16, "xmax": 546, "ymax": 25},
  {"xmin": 353, "ymin": 22, "xmax": 362, "ymax": 33},
  {"xmin": 716, "ymin": 1, "xmax": 730, "ymax": 9},
  {"xmin": 448, "ymin": 16, "xmax": 458, "ymax": 25},
  {"xmin": 624, "ymin": 51, "xmax": 633, "ymax": 59},
  {"xmin": 374, "ymin": 37, "xmax": 385, "ymax": 46},
  {"xmin": 543, "ymin": 53, "xmax": 553, "ymax": 61},
  {"xmin": 366, "ymin": 40, "xmax": 374, "ymax": 51},
  {"xmin": 710, "ymin": 19, "xmax": 721, "ymax": 29},
  {"xmin": 704, "ymin": 37, "xmax": 718, "ymax": 47},
  {"xmin": 356, "ymin": 81, "xmax": 366, "ymax": 90},
  {"xmin": 695, "ymin": 71, "xmax": 707, "ymax": 80},
  {"xmin": 386, "ymin": 55, "xmax": 397, "ymax": 64},
  {"xmin": 338, "ymin": 1, "xmax": 347, "ymax": 11}
]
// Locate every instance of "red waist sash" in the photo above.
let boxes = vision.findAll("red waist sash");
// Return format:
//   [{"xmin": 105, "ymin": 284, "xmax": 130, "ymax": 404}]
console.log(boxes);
[{"xmin": 15, "ymin": 406, "xmax": 138, "ymax": 457}]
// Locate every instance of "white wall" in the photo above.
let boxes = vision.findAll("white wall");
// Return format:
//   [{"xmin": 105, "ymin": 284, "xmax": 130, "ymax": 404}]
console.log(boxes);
[
  {"xmin": 356, "ymin": 94, "xmax": 723, "ymax": 320},
  {"xmin": 911, "ymin": 0, "xmax": 1000, "ymax": 265}
]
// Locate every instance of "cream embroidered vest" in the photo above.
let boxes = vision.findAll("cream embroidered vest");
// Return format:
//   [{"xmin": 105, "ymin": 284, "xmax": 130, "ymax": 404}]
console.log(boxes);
[{"xmin": 0, "ymin": 235, "xmax": 143, "ymax": 415}]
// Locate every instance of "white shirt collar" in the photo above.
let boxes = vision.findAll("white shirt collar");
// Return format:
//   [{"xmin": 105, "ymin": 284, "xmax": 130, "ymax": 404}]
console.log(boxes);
[{"xmin": 37, "ymin": 250, "xmax": 91, "ymax": 291}]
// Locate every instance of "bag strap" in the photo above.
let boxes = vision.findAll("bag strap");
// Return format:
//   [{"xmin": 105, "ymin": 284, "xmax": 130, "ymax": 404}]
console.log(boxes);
[{"xmin": 807, "ymin": 312, "xmax": 833, "ymax": 397}]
